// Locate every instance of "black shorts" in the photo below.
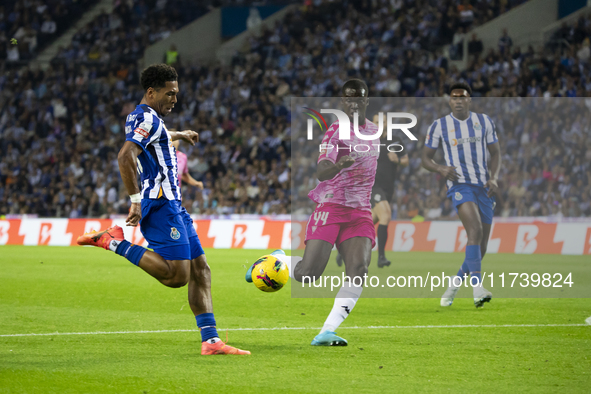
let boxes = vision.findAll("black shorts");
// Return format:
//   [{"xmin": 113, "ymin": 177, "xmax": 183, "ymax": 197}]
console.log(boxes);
[{"xmin": 371, "ymin": 185, "xmax": 390, "ymax": 209}]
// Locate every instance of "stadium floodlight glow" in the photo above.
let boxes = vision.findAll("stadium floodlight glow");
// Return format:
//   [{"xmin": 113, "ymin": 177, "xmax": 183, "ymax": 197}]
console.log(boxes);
[{"xmin": 305, "ymin": 109, "xmax": 418, "ymax": 141}]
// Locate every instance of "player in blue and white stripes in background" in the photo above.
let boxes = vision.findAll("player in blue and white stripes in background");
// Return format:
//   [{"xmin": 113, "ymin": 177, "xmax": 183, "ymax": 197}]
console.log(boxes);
[{"xmin": 421, "ymin": 82, "xmax": 502, "ymax": 307}]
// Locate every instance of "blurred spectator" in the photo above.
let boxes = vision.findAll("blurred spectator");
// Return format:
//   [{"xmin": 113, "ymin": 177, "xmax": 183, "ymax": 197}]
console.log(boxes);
[
  {"xmin": 468, "ymin": 33, "xmax": 483, "ymax": 62},
  {"xmin": 246, "ymin": 7, "xmax": 262, "ymax": 30},
  {"xmin": 498, "ymin": 28, "xmax": 513, "ymax": 55},
  {"xmin": 164, "ymin": 44, "xmax": 180, "ymax": 68},
  {"xmin": 450, "ymin": 27, "xmax": 465, "ymax": 60},
  {"xmin": 0, "ymin": 0, "xmax": 98, "ymax": 64}
]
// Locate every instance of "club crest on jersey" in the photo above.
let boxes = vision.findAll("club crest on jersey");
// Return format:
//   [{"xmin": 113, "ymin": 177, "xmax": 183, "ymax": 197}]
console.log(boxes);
[
  {"xmin": 474, "ymin": 123, "xmax": 482, "ymax": 131},
  {"xmin": 312, "ymin": 226, "xmax": 317, "ymax": 233},
  {"xmin": 374, "ymin": 194, "xmax": 381, "ymax": 202},
  {"xmin": 455, "ymin": 192, "xmax": 463, "ymax": 201},
  {"xmin": 170, "ymin": 227, "xmax": 181, "ymax": 240}
]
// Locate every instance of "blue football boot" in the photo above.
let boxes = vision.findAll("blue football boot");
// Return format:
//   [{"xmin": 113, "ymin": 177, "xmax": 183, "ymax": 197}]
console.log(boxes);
[{"xmin": 311, "ymin": 331, "xmax": 348, "ymax": 346}]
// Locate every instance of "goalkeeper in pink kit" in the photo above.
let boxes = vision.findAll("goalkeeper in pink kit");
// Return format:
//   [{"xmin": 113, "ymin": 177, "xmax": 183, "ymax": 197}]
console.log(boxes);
[{"xmin": 246, "ymin": 79, "xmax": 379, "ymax": 346}]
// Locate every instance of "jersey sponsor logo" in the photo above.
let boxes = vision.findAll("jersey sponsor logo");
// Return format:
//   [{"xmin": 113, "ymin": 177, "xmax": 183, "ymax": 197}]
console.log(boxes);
[
  {"xmin": 134, "ymin": 127, "xmax": 150, "ymax": 138},
  {"xmin": 133, "ymin": 121, "xmax": 151, "ymax": 139},
  {"xmin": 170, "ymin": 227, "xmax": 181, "ymax": 240},
  {"xmin": 451, "ymin": 136, "xmax": 481, "ymax": 146},
  {"xmin": 455, "ymin": 192, "xmax": 463, "ymax": 201},
  {"xmin": 305, "ymin": 109, "xmax": 418, "ymax": 141}
]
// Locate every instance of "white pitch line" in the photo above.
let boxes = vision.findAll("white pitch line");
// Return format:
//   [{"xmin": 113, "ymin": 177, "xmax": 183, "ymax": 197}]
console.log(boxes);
[
  {"xmin": 0, "ymin": 323, "xmax": 588, "ymax": 338},
  {"xmin": 586, "ymin": 316, "xmax": 591, "ymax": 325}
]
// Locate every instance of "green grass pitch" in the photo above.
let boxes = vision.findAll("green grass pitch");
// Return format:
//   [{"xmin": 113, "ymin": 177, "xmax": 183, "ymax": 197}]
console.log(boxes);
[{"xmin": 1, "ymin": 245, "xmax": 590, "ymax": 393}]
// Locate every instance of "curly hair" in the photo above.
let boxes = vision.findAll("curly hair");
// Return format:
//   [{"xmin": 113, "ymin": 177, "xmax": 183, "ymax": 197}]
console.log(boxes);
[
  {"xmin": 140, "ymin": 64, "xmax": 178, "ymax": 91},
  {"xmin": 449, "ymin": 81, "xmax": 472, "ymax": 96}
]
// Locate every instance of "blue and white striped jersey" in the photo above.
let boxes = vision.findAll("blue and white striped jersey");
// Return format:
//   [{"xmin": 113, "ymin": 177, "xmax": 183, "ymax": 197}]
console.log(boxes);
[
  {"xmin": 425, "ymin": 112, "xmax": 498, "ymax": 189},
  {"xmin": 124, "ymin": 104, "xmax": 180, "ymax": 200}
]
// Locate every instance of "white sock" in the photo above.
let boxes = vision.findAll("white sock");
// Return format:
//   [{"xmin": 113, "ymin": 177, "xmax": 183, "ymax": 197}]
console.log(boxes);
[
  {"xmin": 108, "ymin": 239, "xmax": 121, "ymax": 252},
  {"xmin": 320, "ymin": 281, "xmax": 363, "ymax": 334},
  {"xmin": 444, "ymin": 275, "xmax": 462, "ymax": 290},
  {"xmin": 473, "ymin": 280, "xmax": 485, "ymax": 297},
  {"xmin": 275, "ymin": 255, "xmax": 302, "ymax": 279}
]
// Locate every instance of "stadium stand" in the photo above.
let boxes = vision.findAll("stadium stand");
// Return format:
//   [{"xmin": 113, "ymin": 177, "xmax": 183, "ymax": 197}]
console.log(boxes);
[
  {"xmin": 1, "ymin": 0, "xmax": 98, "ymax": 64},
  {"xmin": 1, "ymin": 0, "xmax": 589, "ymax": 220}
]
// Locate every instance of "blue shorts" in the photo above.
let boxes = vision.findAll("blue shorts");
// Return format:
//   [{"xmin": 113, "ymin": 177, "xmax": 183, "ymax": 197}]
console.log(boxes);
[
  {"xmin": 447, "ymin": 184, "xmax": 496, "ymax": 225},
  {"xmin": 140, "ymin": 199, "xmax": 204, "ymax": 261}
]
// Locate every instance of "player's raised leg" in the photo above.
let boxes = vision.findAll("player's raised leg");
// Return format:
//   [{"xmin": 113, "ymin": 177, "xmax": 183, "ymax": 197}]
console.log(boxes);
[
  {"xmin": 312, "ymin": 236, "xmax": 372, "ymax": 346},
  {"xmin": 293, "ymin": 240, "xmax": 334, "ymax": 282},
  {"xmin": 77, "ymin": 225, "xmax": 189, "ymax": 288}
]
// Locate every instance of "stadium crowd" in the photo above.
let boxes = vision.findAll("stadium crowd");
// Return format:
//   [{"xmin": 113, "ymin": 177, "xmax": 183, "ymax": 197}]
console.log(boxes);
[
  {"xmin": 1, "ymin": 0, "xmax": 590, "ymax": 220},
  {"xmin": 1, "ymin": 0, "xmax": 97, "ymax": 64}
]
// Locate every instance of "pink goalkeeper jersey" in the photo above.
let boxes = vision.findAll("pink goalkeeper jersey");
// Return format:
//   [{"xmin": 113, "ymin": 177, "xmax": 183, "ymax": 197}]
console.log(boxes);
[
  {"xmin": 308, "ymin": 119, "xmax": 379, "ymax": 211},
  {"xmin": 175, "ymin": 149, "xmax": 188, "ymax": 191}
]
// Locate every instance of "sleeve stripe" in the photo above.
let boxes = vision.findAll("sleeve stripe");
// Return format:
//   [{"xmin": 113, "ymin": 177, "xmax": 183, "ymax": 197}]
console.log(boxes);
[
  {"xmin": 427, "ymin": 120, "xmax": 438, "ymax": 140},
  {"xmin": 484, "ymin": 114, "xmax": 498, "ymax": 143},
  {"xmin": 425, "ymin": 119, "xmax": 440, "ymax": 148}
]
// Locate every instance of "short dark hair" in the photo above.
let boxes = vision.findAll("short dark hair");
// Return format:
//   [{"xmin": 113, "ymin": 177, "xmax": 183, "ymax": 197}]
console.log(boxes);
[
  {"xmin": 449, "ymin": 81, "xmax": 472, "ymax": 96},
  {"xmin": 342, "ymin": 79, "xmax": 369, "ymax": 97},
  {"xmin": 140, "ymin": 64, "xmax": 178, "ymax": 91}
]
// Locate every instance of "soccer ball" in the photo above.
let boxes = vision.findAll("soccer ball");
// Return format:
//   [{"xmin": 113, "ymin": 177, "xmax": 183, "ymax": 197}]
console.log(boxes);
[{"xmin": 251, "ymin": 255, "xmax": 289, "ymax": 292}]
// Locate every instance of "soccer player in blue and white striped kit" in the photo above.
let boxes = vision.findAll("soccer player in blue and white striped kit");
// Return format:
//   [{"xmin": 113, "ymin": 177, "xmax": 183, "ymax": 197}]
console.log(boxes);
[
  {"xmin": 78, "ymin": 64, "xmax": 249, "ymax": 354},
  {"xmin": 421, "ymin": 82, "xmax": 502, "ymax": 307}
]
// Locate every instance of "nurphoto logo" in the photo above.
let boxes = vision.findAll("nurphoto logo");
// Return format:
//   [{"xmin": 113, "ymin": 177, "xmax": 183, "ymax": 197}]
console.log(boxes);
[{"xmin": 303, "ymin": 108, "xmax": 418, "ymax": 154}]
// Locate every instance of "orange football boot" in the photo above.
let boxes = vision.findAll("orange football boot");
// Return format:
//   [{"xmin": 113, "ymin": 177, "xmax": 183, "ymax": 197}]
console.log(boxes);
[
  {"xmin": 201, "ymin": 341, "xmax": 251, "ymax": 355},
  {"xmin": 77, "ymin": 226, "xmax": 125, "ymax": 250}
]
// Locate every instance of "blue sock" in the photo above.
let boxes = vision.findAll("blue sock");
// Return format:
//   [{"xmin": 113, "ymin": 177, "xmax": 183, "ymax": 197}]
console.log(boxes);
[
  {"xmin": 465, "ymin": 244, "xmax": 482, "ymax": 285},
  {"xmin": 115, "ymin": 240, "xmax": 146, "ymax": 266},
  {"xmin": 196, "ymin": 313, "xmax": 218, "ymax": 342}
]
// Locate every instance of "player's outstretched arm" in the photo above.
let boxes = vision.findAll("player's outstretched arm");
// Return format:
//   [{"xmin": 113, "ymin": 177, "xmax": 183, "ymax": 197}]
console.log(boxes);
[
  {"xmin": 181, "ymin": 172, "xmax": 203, "ymax": 189},
  {"xmin": 317, "ymin": 156, "xmax": 354, "ymax": 181},
  {"xmin": 169, "ymin": 130, "xmax": 199, "ymax": 145},
  {"xmin": 421, "ymin": 145, "xmax": 459, "ymax": 182},
  {"xmin": 485, "ymin": 142, "xmax": 501, "ymax": 197},
  {"xmin": 118, "ymin": 141, "xmax": 143, "ymax": 226}
]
